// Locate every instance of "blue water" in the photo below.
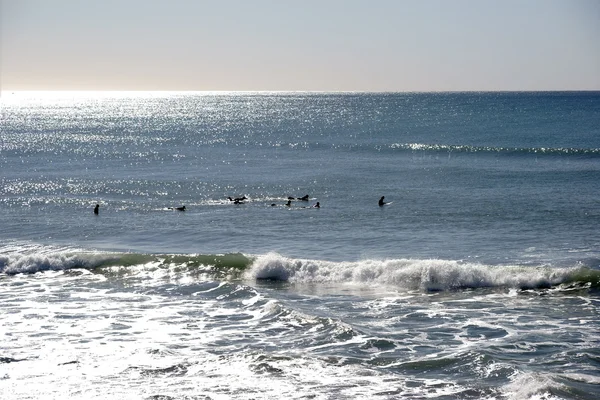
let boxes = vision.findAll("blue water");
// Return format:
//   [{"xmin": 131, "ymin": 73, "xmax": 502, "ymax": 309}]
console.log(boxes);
[
  {"xmin": 1, "ymin": 92, "xmax": 600, "ymax": 399},
  {"xmin": 2, "ymin": 91, "xmax": 599, "ymax": 264}
]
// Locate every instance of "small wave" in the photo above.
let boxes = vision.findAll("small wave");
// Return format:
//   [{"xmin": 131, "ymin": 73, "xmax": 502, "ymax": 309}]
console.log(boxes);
[
  {"xmin": 244, "ymin": 253, "xmax": 600, "ymax": 291},
  {"xmin": 390, "ymin": 143, "xmax": 600, "ymax": 157},
  {"xmin": 503, "ymin": 372, "xmax": 562, "ymax": 400},
  {"xmin": 0, "ymin": 244, "xmax": 252, "ymax": 275},
  {"xmin": 0, "ymin": 246, "xmax": 121, "ymax": 275}
]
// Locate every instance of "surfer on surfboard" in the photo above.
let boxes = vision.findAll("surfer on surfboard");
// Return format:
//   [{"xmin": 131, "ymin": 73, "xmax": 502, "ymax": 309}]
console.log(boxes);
[{"xmin": 378, "ymin": 196, "xmax": 387, "ymax": 206}]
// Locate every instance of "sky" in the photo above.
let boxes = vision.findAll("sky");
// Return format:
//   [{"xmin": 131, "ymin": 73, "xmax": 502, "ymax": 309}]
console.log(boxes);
[{"xmin": 1, "ymin": 0, "xmax": 599, "ymax": 91}]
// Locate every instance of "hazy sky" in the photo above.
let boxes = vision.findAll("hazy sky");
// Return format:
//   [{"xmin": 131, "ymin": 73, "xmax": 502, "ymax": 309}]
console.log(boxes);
[{"xmin": 1, "ymin": 0, "xmax": 599, "ymax": 91}]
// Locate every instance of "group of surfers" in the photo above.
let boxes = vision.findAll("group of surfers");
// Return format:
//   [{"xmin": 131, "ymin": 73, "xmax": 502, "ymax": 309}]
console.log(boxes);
[
  {"xmin": 93, "ymin": 195, "xmax": 391, "ymax": 214},
  {"xmin": 229, "ymin": 194, "xmax": 319, "ymax": 209}
]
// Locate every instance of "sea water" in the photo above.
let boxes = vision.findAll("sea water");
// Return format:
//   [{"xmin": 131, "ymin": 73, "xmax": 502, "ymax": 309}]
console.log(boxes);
[{"xmin": 1, "ymin": 91, "xmax": 599, "ymax": 399}]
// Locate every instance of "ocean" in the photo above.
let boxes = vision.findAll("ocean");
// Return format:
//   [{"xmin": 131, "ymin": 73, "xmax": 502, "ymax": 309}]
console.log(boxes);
[{"xmin": 1, "ymin": 91, "xmax": 599, "ymax": 399}]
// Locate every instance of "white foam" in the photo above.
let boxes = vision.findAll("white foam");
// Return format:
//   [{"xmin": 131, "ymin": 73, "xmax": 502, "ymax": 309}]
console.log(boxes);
[
  {"xmin": 504, "ymin": 372, "xmax": 563, "ymax": 400},
  {"xmin": 0, "ymin": 243, "xmax": 121, "ymax": 275},
  {"xmin": 244, "ymin": 253, "xmax": 576, "ymax": 291}
]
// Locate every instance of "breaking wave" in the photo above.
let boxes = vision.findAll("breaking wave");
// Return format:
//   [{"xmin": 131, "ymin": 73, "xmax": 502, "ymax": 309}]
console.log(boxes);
[
  {"xmin": 0, "ymin": 243, "xmax": 250, "ymax": 276},
  {"xmin": 2, "ymin": 245, "xmax": 598, "ymax": 292},
  {"xmin": 244, "ymin": 253, "xmax": 600, "ymax": 291}
]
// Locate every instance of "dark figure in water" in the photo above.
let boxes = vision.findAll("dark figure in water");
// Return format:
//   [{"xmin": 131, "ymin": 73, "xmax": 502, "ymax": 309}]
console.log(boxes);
[
  {"xmin": 313, "ymin": 202, "xmax": 320, "ymax": 208},
  {"xmin": 287, "ymin": 196, "xmax": 295, "ymax": 200},
  {"xmin": 228, "ymin": 196, "xmax": 247, "ymax": 202},
  {"xmin": 168, "ymin": 206, "xmax": 186, "ymax": 211},
  {"xmin": 94, "ymin": 204, "xmax": 99, "ymax": 215},
  {"xmin": 285, "ymin": 200, "xmax": 292, "ymax": 207},
  {"xmin": 298, "ymin": 195, "xmax": 309, "ymax": 201},
  {"xmin": 379, "ymin": 196, "xmax": 387, "ymax": 206}
]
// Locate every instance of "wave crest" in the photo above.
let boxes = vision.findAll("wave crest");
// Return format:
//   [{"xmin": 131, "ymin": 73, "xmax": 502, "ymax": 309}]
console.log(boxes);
[
  {"xmin": 0, "ymin": 244, "xmax": 251, "ymax": 275},
  {"xmin": 245, "ymin": 253, "xmax": 598, "ymax": 291},
  {"xmin": 2, "ymin": 245, "xmax": 597, "ymax": 292},
  {"xmin": 0, "ymin": 248, "xmax": 118, "ymax": 274}
]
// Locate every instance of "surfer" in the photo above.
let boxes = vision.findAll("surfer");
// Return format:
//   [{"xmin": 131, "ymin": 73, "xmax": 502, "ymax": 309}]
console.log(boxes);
[
  {"xmin": 93, "ymin": 204, "xmax": 99, "ymax": 215},
  {"xmin": 228, "ymin": 196, "xmax": 247, "ymax": 202},
  {"xmin": 378, "ymin": 196, "xmax": 387, "ymax": 206},
  {"xmin": 285, "ymin": 200, "xmax": 292, "ymax": 207},
  {"xmin": 168, "ymin": 206, "xmax": 186, "ymax": 211},
  {"xmin": 313, "ymin": 202, "xmax": 320, "ymax": 208},
  {"xmin": 298, "ymin": 195, "xmax": 309, "ymax": 201}
]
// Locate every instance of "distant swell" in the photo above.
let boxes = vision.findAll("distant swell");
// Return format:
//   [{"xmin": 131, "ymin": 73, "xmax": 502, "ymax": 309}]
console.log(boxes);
[
  {"xmin": 244, "ymin": 253, "xmax": 600, "ymax": 291},
  {"xmin": 390, "ymin": 143, "xmax": 600, "ymax": 157}
]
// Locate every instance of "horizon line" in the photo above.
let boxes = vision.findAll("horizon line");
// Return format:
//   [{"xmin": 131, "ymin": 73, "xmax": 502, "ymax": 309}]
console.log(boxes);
[{"xmin": 2, "ymin": 89, "xmax": 600, "ymax": 95}]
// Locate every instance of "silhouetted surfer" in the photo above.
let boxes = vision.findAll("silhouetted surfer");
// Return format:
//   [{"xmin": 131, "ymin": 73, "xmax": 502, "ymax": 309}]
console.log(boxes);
[
  {"xmin": 285, "ymin": 200, "xmax": 292, "ymax": 207},
  {"xmin": 228, "ymin": 196, "xmax": 247, "ymax": 202},
  {"xmin": 313, "ymin": 202, "xmax": 320, "ymax": 208},
  {"xmin": 93, "ymin": 204, "xmax": 99, "ymax": 215},
  {"xmin": 168, "ymin": 206, "xmax": 186, "ymax": 211},
  {"xmin": 298, "ymin": 195, "xmax": 309, "ymax": 201},
  {"xmin": 378, "ymin": 196, "xmax": 387, "ymax": 206}
]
